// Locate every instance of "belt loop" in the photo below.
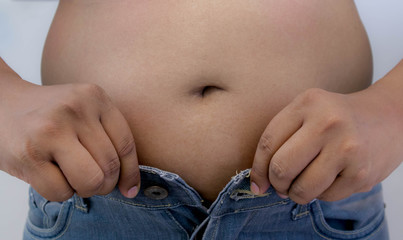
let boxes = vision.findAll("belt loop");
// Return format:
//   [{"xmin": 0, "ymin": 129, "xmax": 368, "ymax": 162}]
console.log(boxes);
[
  {"xmin": 72, "ymin": 194, "xmax": 89, "ymax": 213},
  {"xmin": 291, "ymin": 202, "xmax": 311, "ymax": 220}
]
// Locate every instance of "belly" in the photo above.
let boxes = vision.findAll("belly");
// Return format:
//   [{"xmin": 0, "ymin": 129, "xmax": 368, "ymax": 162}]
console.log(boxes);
[{"xmin": 42, "ymin": 0, "xmax": 372, "ymax": 201}]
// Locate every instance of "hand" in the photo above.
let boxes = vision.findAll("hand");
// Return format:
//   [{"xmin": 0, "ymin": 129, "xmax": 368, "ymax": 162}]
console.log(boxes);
[
  {"xmin": 0, "ymin": 78, "xmax": 140, "ymax": 201},
  {"xmin": 250, "ymin": 87, "xmax": 403, "ymax": 204}
]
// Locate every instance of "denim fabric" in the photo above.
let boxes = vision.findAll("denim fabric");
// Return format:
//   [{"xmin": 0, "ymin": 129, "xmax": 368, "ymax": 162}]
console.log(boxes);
[{"xmin": 23, "ymin": 166, "xmax": 388, "ymax": 240}]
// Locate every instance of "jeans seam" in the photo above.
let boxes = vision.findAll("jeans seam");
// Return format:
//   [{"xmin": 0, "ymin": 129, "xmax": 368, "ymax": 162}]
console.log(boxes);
[
  {"xmin": 140, "ymin": 165, "xmax": 203, "ymax": 202},
  {"xmin": 295, "ymin": 210, "xmax": 310, "ymax": 217},
  {"xmin": 99, "ymin": 195, "xmax": 176, "ymax": 208},
  {"xmin": 25, "ymin": 202, "xmax": 73, "ymax": 240},
  {"xmin": 96, "ymin": 195, "xmax": 205, "ymax": 210},
  {"xmin": 211, "ymin": 219, "xmax": 220, "ymax": 240},
  {"xmin": 310, "ymin": 200, "xmax": 386, "ymax": 239},
  {"xmin": 211, "ymin": 200, "xmax": 290, "ymax": 218},
  {"xmin": 164, "ymin": 209, "xmax": 190, "ymax": 239},
  {"xmin": 317, "ymin": 201, "xmax": 382, "ymax": 235},
  {"xmin": 310, "ymin": 213, "xmax": 386, "ymax": 240}
]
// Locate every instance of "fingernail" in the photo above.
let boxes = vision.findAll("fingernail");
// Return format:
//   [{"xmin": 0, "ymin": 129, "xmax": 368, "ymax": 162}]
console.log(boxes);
[
  {"xmin": 251, "ymin": 182, "xmax": 260, "ymax": 195},
  {"xmin": 276, "ymin": 191, "xmax": 288, "ymax": 199},
  {"xmin": 127, "ymin": 186, "xmax": 138, "ymax": 198}
]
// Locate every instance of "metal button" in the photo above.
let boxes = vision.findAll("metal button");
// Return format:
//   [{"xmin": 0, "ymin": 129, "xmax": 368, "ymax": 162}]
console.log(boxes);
[{"xmin": 144, "ymin": 186, "xmax": 168, "ymax": 200}]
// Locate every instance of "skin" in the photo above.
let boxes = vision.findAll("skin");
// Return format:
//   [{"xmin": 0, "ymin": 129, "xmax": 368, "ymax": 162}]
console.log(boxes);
[
  {"xmin": 0, "ymin": 0, "xmax": 402, "ymax": 204},
  {"xmin": 250, "ymin": 67, "xmax": 403, "ymax": 204},
  {"xmin": 0, "ymin": 58, "xmax": 140, "ymax": 200}
]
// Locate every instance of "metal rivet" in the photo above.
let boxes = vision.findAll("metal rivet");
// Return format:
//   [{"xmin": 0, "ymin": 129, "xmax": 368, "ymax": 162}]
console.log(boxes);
[{"xmin": 144, "ymin": 186, "xmax": 168, "ymax": 200}]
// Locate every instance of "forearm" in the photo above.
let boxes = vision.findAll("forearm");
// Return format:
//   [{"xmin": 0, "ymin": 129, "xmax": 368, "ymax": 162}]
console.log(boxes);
[{"xmin": 0, "ymin": 57, "xmax": 33, "ymax": 100}]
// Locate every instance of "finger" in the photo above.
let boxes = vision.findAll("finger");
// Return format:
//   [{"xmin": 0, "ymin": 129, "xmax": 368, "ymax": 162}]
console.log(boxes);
[
  {"xmin": 287, "ymin": 152, "xmax": 341, "ymax": 204},
  {"xmin": 316, "ymin": 179, "xmax": 354, "ymax": 202},
  {"xmin": 29, "ymin": 162, "xmax": 74, "ymax": 202},
  {"xmin": 317, "ymin": 168, "xmax": 370, "ymax": 202},
  {"xmin": 268, "ymin": 124, "xmax": 322, "ymax": 196},
  {"xmin": 53, "ymin": 139, "xmax": 105, "ymax": 198},
  {"xmin": 101, "ymin": 106, "xmax": 140, "ymax": 198},
  {"xmin": 77, "ymin": 123, "xmax": 121, "ymax": 195},
  {"xmin": 250, "ymin": 104, "xmax": 303, "ymax": 195}
]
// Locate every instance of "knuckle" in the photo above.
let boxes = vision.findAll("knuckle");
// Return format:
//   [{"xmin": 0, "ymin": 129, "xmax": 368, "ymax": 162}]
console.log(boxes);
[
  {"xmin": 18, "ymin": 140, "xmax": 47, "ymax": 169},
  {"xmin": 270, "ymin": 160, "xmax": 289, "ymax": 181},
  {"xmin": 320, "ymin": 113, "xmax": 344, "ymax": 133},
  {"xmin": 103, "ymin": 156, "xmax": 121, "ymax": 178},
  {"xmin": 258, "ymin": 133, "xmax": 275, "ymax": 156},
  {"xmin": 299, "ymin": 88, "xmax": 325, "ymax": 104},
  {"xmin": 290, "ymin": 183, "xmax": 310, "ymax": 203},
  {"xmin": 57, "ymin": 98, "xmax": 86, "ymax": 119},
  {"xmin": 340, "ymin": 139, "xmax": 360, "ymax": 155},
  {"xmin": 84, "ymin": 170, "xmax": 105, "ymax": 193},
  {"xmin": 76, "ymin": 83, "xmax": 108, "ymax": 102},
  {"xmin": 117, "ymin": 137, "xmax": 136, "ymax": 158},
  {"xmin": 20, "ymin": 140, "xmax": 41, "ymax": 162},
  {"xmin": 34, "ymin": 119, "xmax": 64, "ymax": 138}
]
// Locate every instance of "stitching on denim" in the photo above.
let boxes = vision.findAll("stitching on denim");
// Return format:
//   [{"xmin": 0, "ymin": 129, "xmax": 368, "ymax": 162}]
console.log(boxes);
[
  {"xmin": 171, "ymin": 180, "xmax": 204, "ymax": 204},
  {"xmin": 27, "ymin": 202, "xmax": 68, "ymax": 234},
  {"xmin": 295, "ymin": 210, "xmax": 310, "ymax": 218},
  {"xmin": 211, "ymin": 218, "xmax": 220, "ymax": 240},
  {"xmin": 73, "ymin": 195, "xmax": 88, "ymax": 213},
  {"xmin": 309, "ymin": 213, "xmax": 335, "ymax": 240},
  {"xmin": 51, "ymin": 206, "xmax": 75, "ymax": 240},
  {"xmin": 140, "ymin": 166, "xmax": 204, "ymax": 205},
  {"xmin": 232, "ymin": 210, "xmax": 258, "ymax": 239},
  {"xmin": 363, "ymin": 217, "xmax": 386, "ymax": 240},
  {"xmin": 316, "ymin": 201, "xmax": 384, "ymax": 235},
  {"xmin": 309, "ymin": 212, "xmax": 387, "ymax": 240},
  {"xmin": 309, "ymin": 201, "xmax": 386, "ymax": 239},
  {"xmin": 209, "ymin": 169, "xmax": 254, "ymax": 216},
  {"xmin": 211, "ymin": 200, "xmax": 290, "ymax": 218},
  {"xmin": 74, "ymin": 205, "xmax": 88, "ymax": 213},
  {"xmin": 230, "ymin": 169, "xmax": 251, "ymax": 184},
  {"xmin": 26, "ymin": 201, "xmax": 74, "ymax": 240},
  {"xmin": 29, "ymin": 188, "xmax": 37, "ymax": 208},
  {"xmin": 98, "ymin": 195, "xmax": 179, "ymax": 208},
  {"xmin": 38, "ymin": 200, "xmax": 49, "ymax": 228},
  {"xmin": 229, "ymin": 189, "xmax": 270, "ymax": 201},
  {"xmin": 164, "ymin": 209, "xmax": 190, "ymax": 239}
]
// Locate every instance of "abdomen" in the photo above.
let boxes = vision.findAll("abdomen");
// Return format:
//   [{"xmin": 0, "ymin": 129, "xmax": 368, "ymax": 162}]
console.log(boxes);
[{"xmin": 42, "ymin": 0, "xmax": 372, "ymax": 201}]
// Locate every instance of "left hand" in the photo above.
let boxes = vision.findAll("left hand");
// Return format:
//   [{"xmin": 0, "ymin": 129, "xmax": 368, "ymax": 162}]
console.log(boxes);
[{"xmin": 250, "ymin": 87, "xmax": 403, "ymax": 204}]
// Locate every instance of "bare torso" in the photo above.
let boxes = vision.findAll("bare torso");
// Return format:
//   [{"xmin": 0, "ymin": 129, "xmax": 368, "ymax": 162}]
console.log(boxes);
[{"xmin": 42, "ymin": 0, "xmax": 372, "ymax": 201}]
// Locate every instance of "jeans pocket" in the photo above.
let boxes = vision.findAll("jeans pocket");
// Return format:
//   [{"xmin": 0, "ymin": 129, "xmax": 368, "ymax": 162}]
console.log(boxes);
[
  {"xmin": 309, "ymin": 185, "xmax": 387, "ymax": 239},
  {"xmin": 24, "ymin": 187, "xmax": 73, "ymax": 239}
]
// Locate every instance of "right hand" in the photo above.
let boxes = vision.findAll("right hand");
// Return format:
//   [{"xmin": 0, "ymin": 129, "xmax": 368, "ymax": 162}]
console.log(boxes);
[{"xmin": 0, "ymin": 75, "xmax": 140, "ymax": 201}]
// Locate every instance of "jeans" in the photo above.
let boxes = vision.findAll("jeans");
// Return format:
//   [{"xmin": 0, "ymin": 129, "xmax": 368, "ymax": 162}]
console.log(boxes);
[{"xmin": 23, "ymin": 166, "xmax": 388, "ymax": 239}]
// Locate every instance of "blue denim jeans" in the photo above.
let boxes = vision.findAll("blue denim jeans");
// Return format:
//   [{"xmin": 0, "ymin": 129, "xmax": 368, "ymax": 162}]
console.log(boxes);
[{"xmin": 23, "ymin": 166, "xmax": 388, "ymax": 240}]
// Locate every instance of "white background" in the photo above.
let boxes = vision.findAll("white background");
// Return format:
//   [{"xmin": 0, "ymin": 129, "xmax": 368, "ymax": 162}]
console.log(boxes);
[{"xmin": 0, "ymin": 0, "xmax": 402, "ymax": 239}]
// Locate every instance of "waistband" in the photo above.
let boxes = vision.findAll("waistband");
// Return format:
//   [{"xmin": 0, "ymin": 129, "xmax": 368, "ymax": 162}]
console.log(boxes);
[
  {"xmin": 70, "ymin": 165, "xmax": 382, "ymax": 219},
  {"xmin": 70, "ymin": 166, "xmax": 299, "ymax": 218}
]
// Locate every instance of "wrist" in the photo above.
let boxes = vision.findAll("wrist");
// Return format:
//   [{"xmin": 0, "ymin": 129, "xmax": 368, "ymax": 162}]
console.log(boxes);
[
  {"xmin": 0, "ymin": 72, "xmax": 37, "ymax": 105},
  {"xmin": 369, "ymin": 60, "xmax": 403, "ymax": 115},
  {"xmin": 362, "ymin": 61, "xmax": 403, "ymax": 130}
]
